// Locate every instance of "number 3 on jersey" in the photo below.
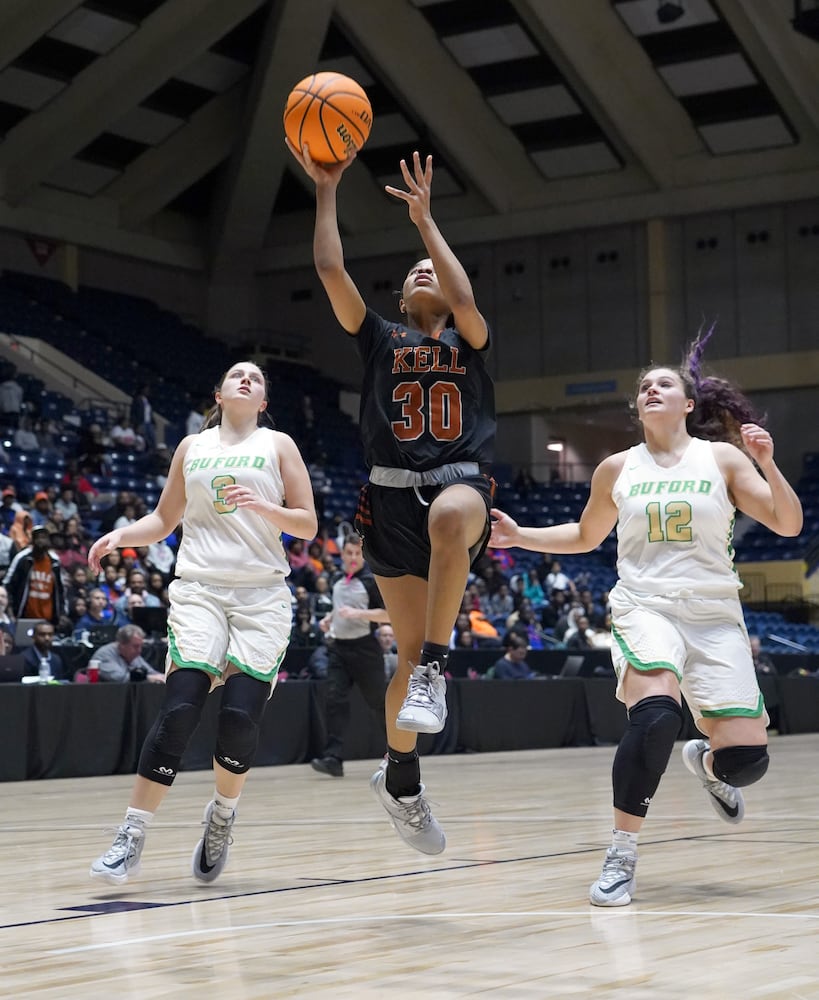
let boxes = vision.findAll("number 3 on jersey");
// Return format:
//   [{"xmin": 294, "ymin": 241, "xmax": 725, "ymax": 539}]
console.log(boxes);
[
  {"xmin": 212, "ymin": 474, "xmax": 237, "ymax": 513},
  {"xmin": 392, "ymin": 381, "xmax": 463, "ymax": 442}
]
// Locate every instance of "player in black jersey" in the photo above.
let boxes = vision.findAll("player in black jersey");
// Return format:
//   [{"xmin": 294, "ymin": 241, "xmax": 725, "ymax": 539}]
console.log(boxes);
[{"xmin": 289, "ymin": 141, "xmax": 495, "ymax": 855}]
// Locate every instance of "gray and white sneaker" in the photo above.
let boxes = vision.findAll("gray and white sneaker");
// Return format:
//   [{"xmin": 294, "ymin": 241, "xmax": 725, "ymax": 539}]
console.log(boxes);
[
  {"xmin": 370, "ymin": 760, "xmax": 446, "ymax": 855},
  {"xmin": 589, "ymin": 847, "xmax": 637, "ymax": 907},
  {"xmin": 90, "ymin": 822, "xmax": 146, "ymax": 885},
  {"xmin": 192, "ymin": 801, "xmax": 235, "ymax": 883},
  {"xmin": 682, "ymin": 739, "xmax": 744, "ymax": 825},
  {"xmin": 396, "ymin": 661, "xmax": 447, "ymax": 734}
]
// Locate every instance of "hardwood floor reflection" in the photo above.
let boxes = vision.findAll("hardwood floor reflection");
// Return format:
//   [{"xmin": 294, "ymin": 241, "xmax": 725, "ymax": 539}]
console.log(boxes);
[{"xmin": 2, "ymin": 734, "xmax": 818, "ymax": 998}]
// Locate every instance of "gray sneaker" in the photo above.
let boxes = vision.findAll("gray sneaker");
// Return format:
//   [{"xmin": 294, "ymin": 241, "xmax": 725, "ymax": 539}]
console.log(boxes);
[
  {"xmin": 192, "ymin": 801, "xmax": 235, "ymax": 883},
  {"xmin": 589, "ymin": 847, "xmax": 637, "ymax": 907},
  {"xmin": 370, "ymin": 760, "xmax": 446, "ymax": 855},
  {"xmin": 396, "ymin": 661, "xmax": 447, "ymax": 734},
  {"xmin": 682, "ymin": 739, "xmax": 744, "ymax": 824},
  {"xmin": 90, "ymin": 822, "xmax": 146, "ymax": 885}
]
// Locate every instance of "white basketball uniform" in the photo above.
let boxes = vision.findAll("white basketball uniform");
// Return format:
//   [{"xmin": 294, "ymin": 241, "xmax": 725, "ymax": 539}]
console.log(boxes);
[
  {"xmin": 609, "ymin": 437, "xmax": 766, "ymax": 728},
  {"xmin": 167, "ymin": 426, "xmax": 293, "ymax": 685}
]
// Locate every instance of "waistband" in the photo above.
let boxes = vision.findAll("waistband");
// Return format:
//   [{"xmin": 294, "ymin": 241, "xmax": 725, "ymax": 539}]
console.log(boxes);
[{"xmin": 369, "ymin": 462, "xmax": 480, "ymax": 488}]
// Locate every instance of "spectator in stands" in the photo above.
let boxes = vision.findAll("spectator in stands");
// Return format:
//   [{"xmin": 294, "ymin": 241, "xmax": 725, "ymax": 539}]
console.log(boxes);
[
  {"xmin": 541, "ymin": 588, "xmax": 569, "ymax": 632},
  {"xmin": 492, "ymin": 634, "xmax": 538, "ymax": 680},
  {"xmin": 308, "ymin": 453, "xmax": 333, "ymax": 525},
  {"xmin": 9, "ymin": 509, "xmax": 33, "ymax": 554},
  {"xmin": 145, "ymin": 537, "xmax": 176, "ymax": 581},
  {"xmin": 0, "ymin": 584, "xmax": 14, "ymax": 630},
  {"xmin": 310, "ymin": 535, "xmax": 388, "ymax": 779},
  {"xmin": 286, "ymin": 538, "xmax": 315, "ymax": 589},
  {"xmin": 750, "ymin": 635, "xmax": 776, "ymax": 677},
  {"xmin": 68, "ymin": 595, "xmax": 87, "ymax": 627},
  {"xmin": 130, "ymin": 385, "xmax": 156, "ymax": 449},
  {"xmin": 60, "ymin": 532, "xmax": 89, "ymax": 574},
  {"xmin": 290, "ymin": 605, "xmax": 323, "ymax": 649},
  {"xmin": 310, "ymin": 575, "xmax": 333, "ymax": 622},
  {"xmin": 99, "ymin": 491, "xmax": 133, "ymax": 533},
  {"xmin": 3, "ymin": 524, "xmax": 65, "ymax": 625},
  {"xmin": 490, "ymin": 328, "xmax": 803, "ymax": 907},
  {"xmin": 146, "ymin": 570, "xmax": 169, "ymax": 607},
  {"xmin": 60, "ymin": 462, "xmax": 96, "ymax": 508},
  {"xmin": 0, "ymin": 533, "xmax": 14, "ymax": 576},
  {"xmin": 114, "ymin": 568, "xmax": 161, "ymax": 614},
  {"xmin": 74, "ymin": 588, "xmax": 116, "ymax": 636},
  {"xmin": 97, "ymin": 558, "xmax": 125, "ymax": 602},
  {"xmin": 13, "ymin": 415, "xmax": 40, "ymax": 452},
  {"xmin": 94, "ymin": 624, "xmax": 165, "ymax": 684},
  {"xmin": 489, "ymin": 582, "xmax": 514, "ymax": 620},
  {"xmin": 523, "ymin": 568, "xmax": 546, "ymax": 607},
  {"xmin": 114, "ymin": 590, "xmax": 147, "ymax": 627},
  {"xmin": 65, "ymin": 565, "xmax": 91, "ymax": 608},
  {"xmin": 377, "ymin": 623, "xmax": 398, "ymax": 680},
  {"xmin": 545, "ymin": 560, "xmax": 573, "ymax": 594},
  {"xmin": 110, "ymin": 415, "xmax": 144, "ymax": 452},
  {"xmin": 21, "ymin": 621, "xmax": 67, "ymax": 681},
  {"xmin": 479, "ymin": 558, "xmax": 508, "ymax": 596},
  {"xmin": 114, "ymin": 502, "xmax": 138, "ymax": 531},
  {"xmin": 185, "ymin": 398, "xmax": 207, "ymax": 437},
  {"xmin": 454, "ymin": 627, "xmax": 478, "ymax": 650},
  {"xmin": 515, "ymin": 605, "xmax": 550, "ymax": 650},
  {"xmin": 89, "ymin": 359, "xmax": 317, "ymax": 886},
  {"xmin": 29, "ymin": 491, "xmax": 53, "ymax": 529},
  {"xmin": 564, "ymin": 614, "xmax": 596, "ymax": 651},
  {"xmin": 79, "ymin": 423, "xmax": 109, "ymax": 475},
  {"xmin": 1, "ymin": 487, "xmax": 21, "ymax": 533},
  {"xmin": 0, "ymin": 365, "xmax": 24, "ymax": 429}
]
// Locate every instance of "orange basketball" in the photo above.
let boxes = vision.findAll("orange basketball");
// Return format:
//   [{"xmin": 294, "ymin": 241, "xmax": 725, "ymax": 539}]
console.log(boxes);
[{"xmin": 284, "ymin": 72, "xmax": 373, "ymax": 164}]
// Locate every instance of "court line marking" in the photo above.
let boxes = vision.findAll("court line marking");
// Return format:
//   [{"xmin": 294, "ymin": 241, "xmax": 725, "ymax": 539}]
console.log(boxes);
[{"xmin": 48, "ymin": 907, "xmax": 819, "ymax": 955}]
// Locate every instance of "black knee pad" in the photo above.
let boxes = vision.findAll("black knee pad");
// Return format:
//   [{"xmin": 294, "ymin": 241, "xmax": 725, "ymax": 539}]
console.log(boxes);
[
  {"xmin": 613, "ymin": 696, "xmax": 682, "ymax": 818},
  {"xmin": 712, "ymin": 745, "xmax": 769, "ymax": 787},
  {"xmin": 138, "ymin": 669, "xmax": 211, "ymax": 785},
  {"xmin": 215, "ymin": 672, "xmax": 270, "ymax": 775}
]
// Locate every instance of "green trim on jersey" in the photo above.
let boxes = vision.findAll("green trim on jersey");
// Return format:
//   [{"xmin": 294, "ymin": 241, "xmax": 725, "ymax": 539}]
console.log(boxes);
[
  {"xmin": 701, "ymin": 691, "xmax": 765, "ymax": 719},
  {"xmin": 612, "ymin": 624, "xmax": 682, "ymax": 680}
]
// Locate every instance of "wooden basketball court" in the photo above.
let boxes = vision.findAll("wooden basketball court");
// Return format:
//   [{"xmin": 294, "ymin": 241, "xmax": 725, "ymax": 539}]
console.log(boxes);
[{"xmin": 2, "ymin": 733, "xmax": 818, "ymax": 998}]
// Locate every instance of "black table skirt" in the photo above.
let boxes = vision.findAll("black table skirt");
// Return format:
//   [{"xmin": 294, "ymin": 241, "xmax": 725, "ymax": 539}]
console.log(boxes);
[{"xmin": 0, "ymin": 670, "xmax": 815, "ymax": 782}]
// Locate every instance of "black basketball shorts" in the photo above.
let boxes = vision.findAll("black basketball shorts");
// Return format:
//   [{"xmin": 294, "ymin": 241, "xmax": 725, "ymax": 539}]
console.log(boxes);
[{"xmin": 354, "ymin": 473, "xmax": 495, "ymax": 579}]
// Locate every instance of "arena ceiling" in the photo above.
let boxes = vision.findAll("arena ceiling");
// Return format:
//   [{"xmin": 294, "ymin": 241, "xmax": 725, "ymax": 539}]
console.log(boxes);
[{"xmin": 0, "ymin": 0, "xmax": 818, "ymax": 275}]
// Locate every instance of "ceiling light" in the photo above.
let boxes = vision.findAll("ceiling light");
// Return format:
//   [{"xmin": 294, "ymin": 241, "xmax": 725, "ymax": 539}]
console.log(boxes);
[{"xmin": 547, "ymin": 441, "xmax": 564, "ymax": 453}]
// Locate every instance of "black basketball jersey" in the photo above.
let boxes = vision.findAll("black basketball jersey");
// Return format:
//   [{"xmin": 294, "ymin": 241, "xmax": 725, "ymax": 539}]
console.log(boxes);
[{"xmin": 354, "ymin": 308, "xmax": 496, "ymax": 472}]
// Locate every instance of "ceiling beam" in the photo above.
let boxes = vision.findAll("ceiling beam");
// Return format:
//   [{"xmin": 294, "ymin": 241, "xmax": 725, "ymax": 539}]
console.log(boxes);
[
  {"xmin": 0, "ymin": 188, "xmax": 203, "ymax": 269},
  {"xmin": 718, "ymin": 0, "xmax": 819, "ymax": 145},
  {"xmin": 107, "ymin": 87, "xmax": 245, "ymax": 229},
  {"xmin": 336, "ymin": 0, "xmax": 546, "ymax": 214},
  {"xmin": 517, "ymin": 0, "xmax": 703, "ymax": 188},
  {"xmin": 259, "ymin": 163, "xmax": 819, "ymax": 270},
  {"xmin": 0, "ymin": 0, "xmax": 84, "ymax": 72},
  {"xmin": 209, "ymin": 0, "xmax": 335, "ymax": 272},
  {"xmin": 0, "ymin": 0, "xmax": 266, "ymax": 205}
]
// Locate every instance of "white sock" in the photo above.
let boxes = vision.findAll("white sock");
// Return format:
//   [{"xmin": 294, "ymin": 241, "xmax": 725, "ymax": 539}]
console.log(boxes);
[
  {"xmin": 124, "ymin": 807, "xmax": 153, "ymax": 828},
  {"xmin": 214, "ymin": 791, "xmax": 240, "ymax": 817},
  {"xmin": 611, "ymin": 828, "xmax": 639, "ymax": 854}
]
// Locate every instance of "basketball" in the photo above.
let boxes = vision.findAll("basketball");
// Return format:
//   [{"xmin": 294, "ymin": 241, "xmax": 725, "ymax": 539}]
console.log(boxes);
[{"xmin": 283, "ymin": 72, "xmax": 373, "ymax": 164}]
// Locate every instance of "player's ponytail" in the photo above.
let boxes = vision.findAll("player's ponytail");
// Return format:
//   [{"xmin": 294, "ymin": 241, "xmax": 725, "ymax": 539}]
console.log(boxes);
[{"xmin": 682, "ymin": 322, "xmax": 764, "ymax": 448}]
